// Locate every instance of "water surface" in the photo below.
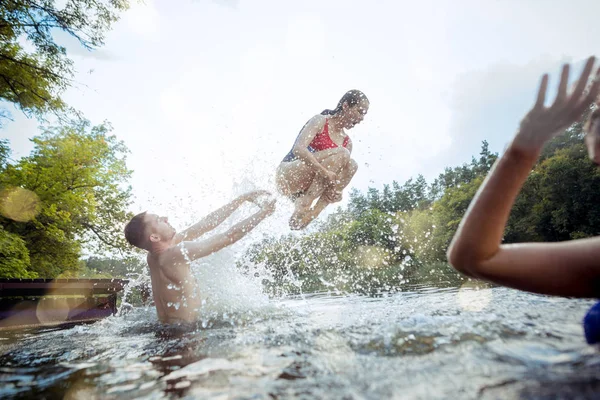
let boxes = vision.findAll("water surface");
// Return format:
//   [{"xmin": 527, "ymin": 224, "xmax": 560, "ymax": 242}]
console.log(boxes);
[{"xmin": 1, "ymin": 285, "xmax": 599, "ymax": 399}]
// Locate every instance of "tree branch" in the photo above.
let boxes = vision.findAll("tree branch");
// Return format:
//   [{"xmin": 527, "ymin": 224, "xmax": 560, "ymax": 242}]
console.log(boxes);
[
  {"xmin": 0, "ymin": 72, "xmax": 53, "ymax": 103},
  {"xmin": 0, "ymin": 53, "xmax": 69, "ymax": 82},
  {"xmin": 26, "ymin": 1, "xmax": 97, "ymax": 48},
  {"xmin": 81, "ymin": 221, "xmax": 121, "ymax": 249},
  {"xmin": 67, "ymin": 184, "xmax": 97, "ymax": 191},
  {"xmin": 0, "ymin": 74, "xmax": 27, "ymax": 104}
]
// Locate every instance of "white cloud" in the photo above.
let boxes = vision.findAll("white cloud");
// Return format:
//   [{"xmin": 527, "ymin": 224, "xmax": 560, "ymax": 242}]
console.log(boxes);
[
  {"xmin": 285, "ymin": 14, "xmax": 326, "ymax": 61},
  {"xmin": 124, "ymin": 0, "xmax": 160, "ymax": 36},
  {"xmin": 211, "ymin": 0, "xmax": 240, "ymax": 9},
  {"xmin": 3, "ymin": 0, "xmax": 600, "ymax": 230},
  {"xmin": 439, "ymin": 55, "xmax": 595, "ymax": 176}
]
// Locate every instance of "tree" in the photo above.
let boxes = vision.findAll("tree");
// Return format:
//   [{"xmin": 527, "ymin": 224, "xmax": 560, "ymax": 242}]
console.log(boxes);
[
  {"xmin": 84, "ymin": 256, "xmax": 145, "ymax": 278},
  {"xmin": 526, "ymin": 146, "xmax": 600, "ymax": 241},
  {"xmin": 428, "ymin": 176, "xmax": 484, "ymax": 261},
  {"xmin": 348, "ymin": 187, "xmax": 369, "ymax": 217},
  {"xmin": 0, "ymin": 0, "xmax": 130, "ymax": 123},
  {"xmin": 0, "ymin": 139, "xmax": 10, "ymax": 170},
  {"xmin": 0, "ymin": 225, "xmax": 36, "ymax": 278},
  {"xmin": 347, "ymin": 208, "xmax": 396, "ymax": 250},
  {"xmin": 244, "ymin": 117, "xmax": 600, "ymax": 293},
  {"xmin": 0, "ymin": 119, "xmax": 134, "ymax": 277}
]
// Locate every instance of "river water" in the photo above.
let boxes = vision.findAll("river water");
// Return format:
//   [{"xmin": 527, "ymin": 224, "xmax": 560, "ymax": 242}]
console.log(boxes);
[{"xmin": 1, "ymin": 283, "xmax": 599, "ymax": 400}]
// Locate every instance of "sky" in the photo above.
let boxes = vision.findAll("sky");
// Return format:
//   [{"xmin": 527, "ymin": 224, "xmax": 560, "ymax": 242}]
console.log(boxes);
[{"xmin": 3, "ymin": 0, "xmax": 600, "ymax": 231}]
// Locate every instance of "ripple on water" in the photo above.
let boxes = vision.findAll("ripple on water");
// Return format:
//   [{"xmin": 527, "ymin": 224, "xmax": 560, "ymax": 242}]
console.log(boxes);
[{"xmin": 0, "ymin": 286, "xmax": 599, "ymax": 399}]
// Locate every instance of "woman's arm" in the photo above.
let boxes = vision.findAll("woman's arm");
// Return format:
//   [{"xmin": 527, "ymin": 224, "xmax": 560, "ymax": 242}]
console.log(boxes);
[
  {"xmin": 447, "ymin": 56, "xmax": 600, "ymax": 298},
  {"xmin": 292, "ymin": 115, "xmax": 337, "ymax": 183},
  {"xmin": 345, "ymin": 136, "xmax": 353, "ymax": 154}
]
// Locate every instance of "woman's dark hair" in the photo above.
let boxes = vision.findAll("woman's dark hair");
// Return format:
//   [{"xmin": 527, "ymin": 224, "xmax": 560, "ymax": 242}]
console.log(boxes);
[{"xmin": 321, "ymin": 90, "xmax": 368, "ymax": 116}]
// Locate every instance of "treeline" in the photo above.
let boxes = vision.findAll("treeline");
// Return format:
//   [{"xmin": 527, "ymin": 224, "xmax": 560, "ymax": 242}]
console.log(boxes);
[
  {"xmin": 244, "ymin": 119, "xmax": 600, "ymax": 295},
  {"xmin": 0, "ymin": 123, "xmax": 138, "ymax": 278},
  {"xmin": 0, "ymin": 1, "xmax": 136, "ymax": 279}
]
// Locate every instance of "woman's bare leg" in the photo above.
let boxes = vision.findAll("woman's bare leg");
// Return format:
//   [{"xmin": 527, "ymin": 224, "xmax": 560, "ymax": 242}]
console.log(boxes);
[
  {"xmin": 289, "ymin": 151, "xmax": 354, "ymax": 229},
  {"xmin": 276, "ymin": 148, "xmax": 350, "ymax": 197},
  {"xmin": 293, "ymin": 159, "xmax": 358, "ymax": 229}
]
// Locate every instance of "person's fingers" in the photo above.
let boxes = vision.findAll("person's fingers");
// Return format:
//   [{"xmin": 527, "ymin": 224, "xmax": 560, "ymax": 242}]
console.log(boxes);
[
  {"xmin": 570, "ymin": 56, "xmax": 596, "ymax": 104},
  {"xmin": 265, "ymin": 198, "xmax": 276, "ymax": 207},
  {"xmin": 534, "ymin": 74, "xmax": 549, "ymax": 110},
  {"xmin": 248, "ymin": 190, "xmax": 271, "ymax": 201},
  {"xmin": 554, "ymin": 63, "xmax": 570, "ymax": 106},
  {"xmin": 572, "ymin": 67, "xmax": 600, "ymax": 118},
  {"xmin": 585, "ymin": 67, "xmax": 600, "ymax": 104}
]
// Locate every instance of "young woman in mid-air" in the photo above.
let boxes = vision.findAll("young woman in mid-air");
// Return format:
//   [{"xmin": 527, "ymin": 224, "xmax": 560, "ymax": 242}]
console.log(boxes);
[
  {"xmin": 447, "ymin": 57, "xmax": 600, "ymax": 345},
  {"xmin": 276, "ymin": 90, "xmax": 369, "ymax": 230}
]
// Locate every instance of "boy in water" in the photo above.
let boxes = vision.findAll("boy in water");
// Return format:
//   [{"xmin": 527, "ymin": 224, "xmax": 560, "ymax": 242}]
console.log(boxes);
[{"xmin": 124, "ymin": 190, "xmax": 276, "ymax": 325}]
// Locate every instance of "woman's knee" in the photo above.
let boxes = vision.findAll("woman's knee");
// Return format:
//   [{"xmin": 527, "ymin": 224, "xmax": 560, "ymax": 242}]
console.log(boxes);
[
  {"xmin": 348, "ymin": 158, "xmax": 358, "ymax": 175},
  {"xmin": 328, "ymin": 147, "xmax": 351, "ymax": 165},
  {"xmin": 277, "ymin": 162, "xmax": 315, "ymax": 193}
]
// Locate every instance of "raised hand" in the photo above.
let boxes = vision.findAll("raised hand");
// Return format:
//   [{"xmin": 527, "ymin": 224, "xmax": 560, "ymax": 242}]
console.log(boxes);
[
  {"xmin": 261, "ymin": 197, "xmax": 277, "ymax": 216},
  {"xmin": 320, "ymin": 169, "xmax": 337, "ymax": 187},
  {"xmin": 241, "ymin": 190, "xmax": 276, "ymax": 215},
  {"xmin": 512, "ymin": 56, "xmax": 600, "ymax": 155}
]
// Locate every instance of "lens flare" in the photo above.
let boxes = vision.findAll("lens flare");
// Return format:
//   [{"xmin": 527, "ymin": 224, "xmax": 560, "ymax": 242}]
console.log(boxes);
[
  {"xmin": 0, "ymin": 187, "xmax": 41, "ymax": 222},
  {"xmin": 356, "ymin": 245, "xmax": 390, "ymax": 269},
  {"xmin": 35, "ymin": 297, "xmax": 71, "ymax": 325}
]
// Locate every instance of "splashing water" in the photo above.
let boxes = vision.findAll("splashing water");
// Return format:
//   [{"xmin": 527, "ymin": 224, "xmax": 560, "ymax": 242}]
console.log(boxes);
[
  {"xmin": 2, "ymin": 286, "xmax": 600, "ymax": 399},
  {"xmin": 190, "ymin": 244, "xmax": 284, "ymax": 327}
]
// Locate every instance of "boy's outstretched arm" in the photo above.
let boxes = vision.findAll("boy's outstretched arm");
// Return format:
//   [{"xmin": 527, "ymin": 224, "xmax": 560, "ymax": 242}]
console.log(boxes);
[
  {"xmin": 175, "ymin": 197, "xmax": 276, "ymax": 262},
  {"xmin": 447, "ymin": 56, "xmax": 600, "ymax": 298},
  {"xmin": 173, "ymin": 190, "xmax": 271, "ymax": 244}
]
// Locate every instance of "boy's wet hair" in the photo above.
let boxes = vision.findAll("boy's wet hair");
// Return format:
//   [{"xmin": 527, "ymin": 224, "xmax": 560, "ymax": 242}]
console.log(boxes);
[
  {"xmin": 321, "ymin": 90, "xmax": 369, "ymax": 116},
  {"xmin": 124, "ymin": 211, "xmax": 149, "ymax": 250}
]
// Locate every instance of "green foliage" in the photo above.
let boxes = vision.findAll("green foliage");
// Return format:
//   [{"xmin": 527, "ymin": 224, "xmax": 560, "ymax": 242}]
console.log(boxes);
[
  {"xmin": 83, "ymin": 256, "xmax": 145, "ymax": 278},
  {"xmin": 247, "ymin": 122, "xmax": 600, "ymax": 295},
  {"xmin": 0, "ymin": 0, "xmax": 130, "ymax": 123},
  {"xmin": 428, "ymin": 176, "xmax": 484, "ymax": 261},
  {"xmin": 0, "ymin": 139, "xmax": 10, "ymax": 170},
  {"xmin": 0, "ymin": 224, "xmax": 36, "ymax": 278},
  {"xmin": 400, "ymin": 208, "xmax": 437, "ymax": 264},
  {"xmin": 348, "ymin": 175, "xmax": 431, "ymax": 216},
  {"xmin": 0, "ymin": 119, "xmax": 134, "ymax": 278}
]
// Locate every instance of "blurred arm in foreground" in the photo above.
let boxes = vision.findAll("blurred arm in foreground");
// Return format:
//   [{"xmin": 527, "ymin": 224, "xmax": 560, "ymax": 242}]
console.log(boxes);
[{"xmin": 447, "ymin": 56, "xmax": 600, "ymax": 298}]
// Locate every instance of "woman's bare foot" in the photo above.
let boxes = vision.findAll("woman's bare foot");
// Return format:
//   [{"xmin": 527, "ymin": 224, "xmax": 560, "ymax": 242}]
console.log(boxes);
[
  {"xmin": 289, "ymin": 208, "xmax": 304, "ymax": 230},
  {"xmin": 323, "ymin": 187, "xmax": 343, "ymax": 203},
  {"xmin": 289, "ymin": 208, "xmax": 317, "ymax": 230}
]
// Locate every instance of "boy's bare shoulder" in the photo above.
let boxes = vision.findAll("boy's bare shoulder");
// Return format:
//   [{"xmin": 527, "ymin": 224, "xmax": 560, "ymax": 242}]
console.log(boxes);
[
  {"xmin": 147, "ymin": 247, "xmax": 178, "ymax": 269},
  {"xmin": 152, "ymin": 244, "xmax": 190, "ymax": 269}
]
